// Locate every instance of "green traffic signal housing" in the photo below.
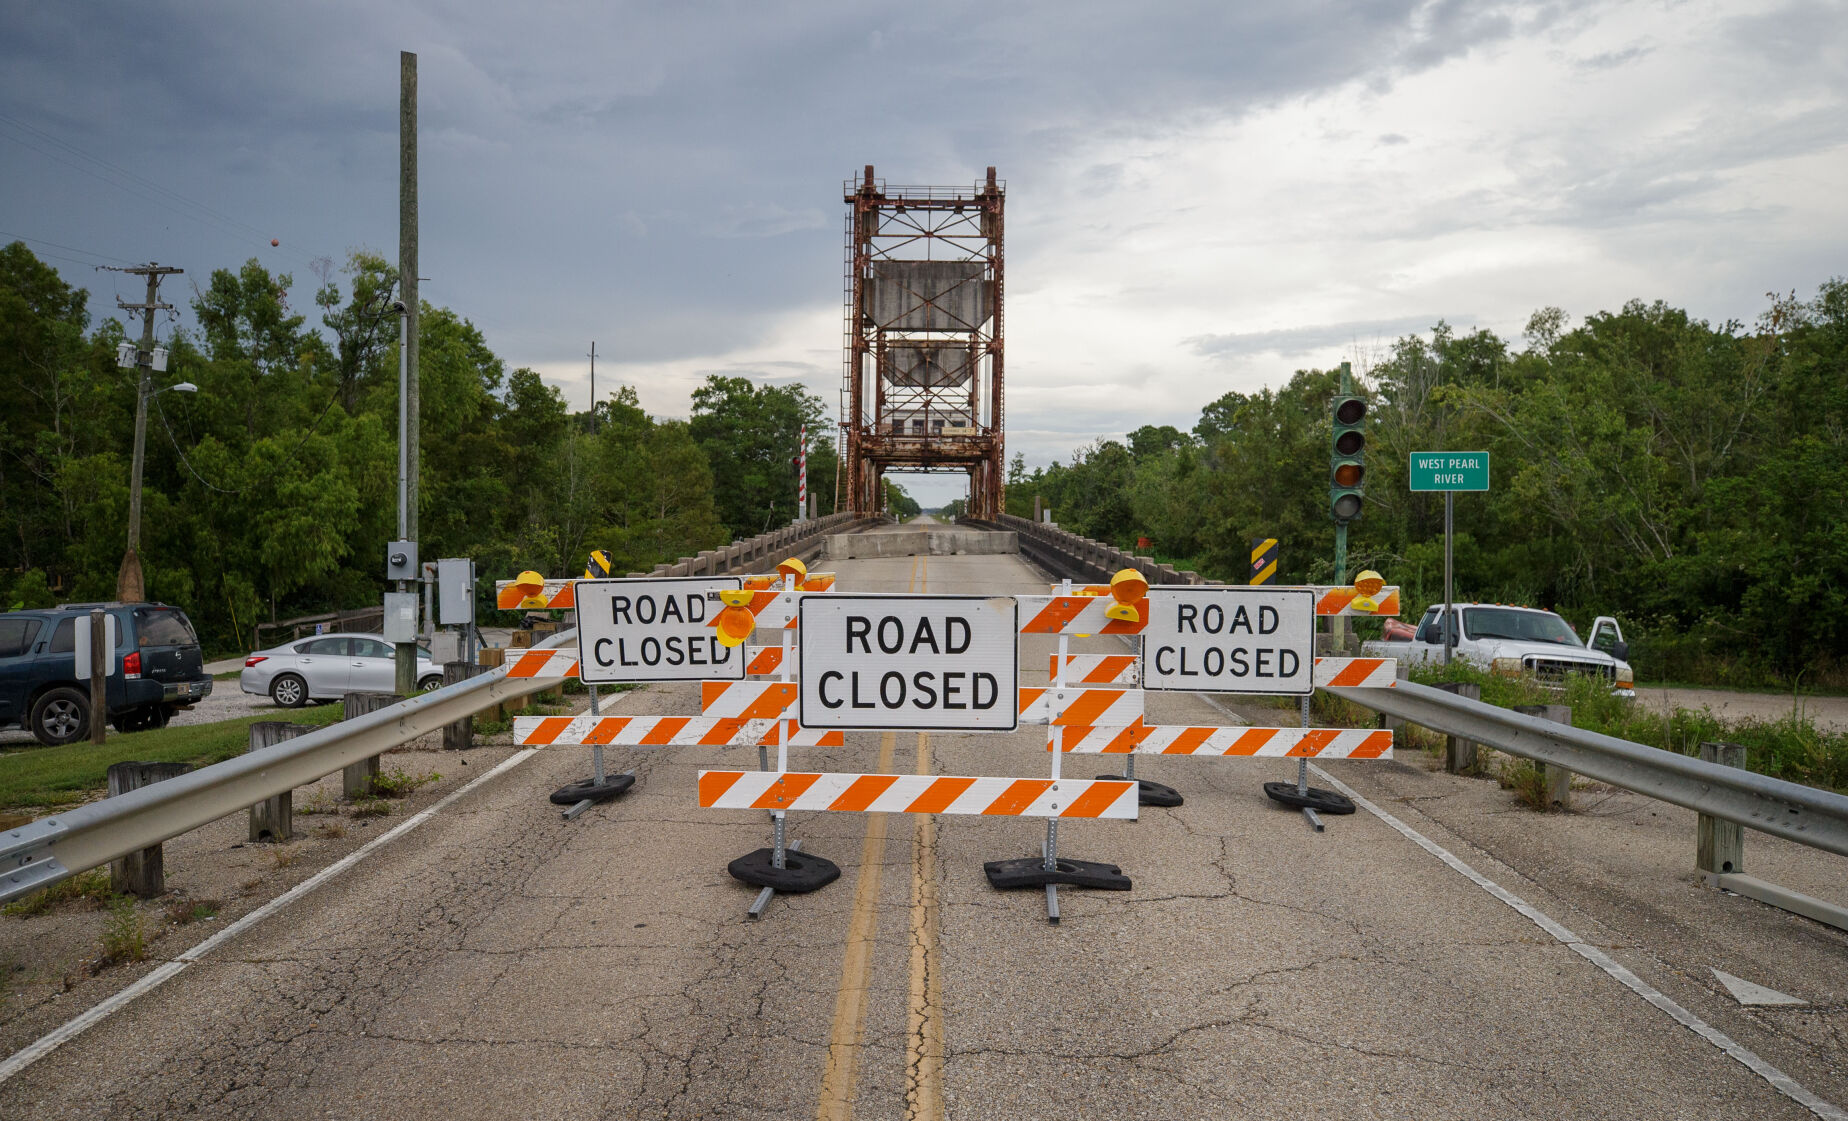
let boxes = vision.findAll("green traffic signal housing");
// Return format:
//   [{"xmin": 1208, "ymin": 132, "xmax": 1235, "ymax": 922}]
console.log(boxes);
[{"xmin": 1330, "ymin": 394, "xmax": 1366, "ymax": 523}]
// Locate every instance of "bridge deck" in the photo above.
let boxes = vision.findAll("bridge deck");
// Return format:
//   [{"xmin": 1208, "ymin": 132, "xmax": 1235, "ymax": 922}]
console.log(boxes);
[{"xmin": 1, "ymin": 547, "xmax": 1841, "ymax": 1120}]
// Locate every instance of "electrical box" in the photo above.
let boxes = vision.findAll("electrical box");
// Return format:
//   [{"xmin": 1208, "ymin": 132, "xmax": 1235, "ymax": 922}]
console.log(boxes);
[
  {"xmin": 428, "ymin": 630, "xmax": 462, "ymax": 664},
  {"xmin": 383, "ymin": 592, "xmax": 420, "ymax": 644},
  {"xmin": 386, "ymin": 539, "xmax": 419, "ymax": 581},
  {"xmin": 436, "ymin": 557, "xmax": 475, "ymax": 625}
]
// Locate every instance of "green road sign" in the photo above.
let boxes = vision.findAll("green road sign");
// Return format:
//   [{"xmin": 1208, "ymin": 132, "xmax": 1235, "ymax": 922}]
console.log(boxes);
[{"xmin": 1409, "ymin": 451, "xmax": 1490, "ymax": 492}]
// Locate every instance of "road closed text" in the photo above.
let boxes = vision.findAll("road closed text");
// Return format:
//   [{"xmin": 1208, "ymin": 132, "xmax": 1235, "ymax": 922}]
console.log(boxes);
[
  {"xmin": 1142, "ymin": 587, "xmax": 1315, "ymax": 696},
  {"xmin": 800, "ymin": 595, "xmax": 1018, "ymax": 731},
  {"xmin": 573, "ymin": 578, "xmax": 745, "ymax": 684}
]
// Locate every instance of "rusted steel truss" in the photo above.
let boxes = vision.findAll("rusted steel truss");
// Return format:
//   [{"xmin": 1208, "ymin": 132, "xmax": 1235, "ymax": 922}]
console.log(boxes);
[{"xmin": 842, "ymin": 165, "xmax": 1005, "ymax": 518}]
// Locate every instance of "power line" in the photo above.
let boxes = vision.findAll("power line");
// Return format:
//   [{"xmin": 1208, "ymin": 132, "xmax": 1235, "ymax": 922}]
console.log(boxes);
[
  {"xmin": 0, "ymin": 229, "xmax": 134, "ymax": 267},
  {"xmin": 0, "ymin": 113, "xmax": 324, "ymax": 269}
]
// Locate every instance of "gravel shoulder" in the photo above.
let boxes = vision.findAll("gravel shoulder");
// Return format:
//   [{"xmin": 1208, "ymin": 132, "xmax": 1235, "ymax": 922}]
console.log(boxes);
[{"xmin": 1635, "ymin": 685, "xmax": 1848, "ymax": 732}]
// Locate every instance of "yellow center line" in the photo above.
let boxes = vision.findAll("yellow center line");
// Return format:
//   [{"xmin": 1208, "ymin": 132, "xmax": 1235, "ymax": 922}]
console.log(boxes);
[{"xmin": 815, "ymin": 552, "xmax": 923, "ymax": 1121}]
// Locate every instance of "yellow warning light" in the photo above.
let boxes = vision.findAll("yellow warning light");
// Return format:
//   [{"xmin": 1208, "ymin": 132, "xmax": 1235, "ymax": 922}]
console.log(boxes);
[
  {"xmin": 715, "ymin": 605, "xmax": 757, "ymax": 647},
  {"xmin": 1110, "ymin": 568, "xmax": 1149, "ymax": 603},
  {"xmin": 514, "ymin": 569, "xmax": 548, "ymax": 607},
  {"xmin": 1354, "ymin": 570, "xmax": 1385, "ymax": 597},
  {"xmin": 776, "ymin": 557, "xmax": 808, "ymax": 583},
  {"xmin": 1105, "ymin": 601, "xmax": 1141, "ymax": 623},
  {"xmin": 717, "ymin": 589, "xmax": 755, "ymax": 607},
  {"xmin": 742, "ymin": 575, "xmax": 773, "ymax": 591}
]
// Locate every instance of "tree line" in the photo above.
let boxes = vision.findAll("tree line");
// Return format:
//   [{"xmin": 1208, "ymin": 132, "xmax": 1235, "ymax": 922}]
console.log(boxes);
[
  {"xmin": 1008, "ymin": 282, "xmax": 1847, "ymax": 686},
  {"xmin": 0, "ymin": 243, "xmax": 841, "ymax": 652}
]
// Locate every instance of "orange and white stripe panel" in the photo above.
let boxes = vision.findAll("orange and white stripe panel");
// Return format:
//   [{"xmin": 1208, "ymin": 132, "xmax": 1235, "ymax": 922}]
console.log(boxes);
[
  {"xmin": 498, "ymin": 649, "xmax": 581, "ymax": 679},
  {"xmin": 494, "ymin": 579, "xmax": 576, "ymax": 611},
  {"xmin": 1312, "ymin": 586, "xmax": 1401, "ymax": 617},
  {"xmin": 1052, "ymin": 722, "xmax": 1393, "ymax": 759},
  {"xmin": 699, "ymin": 679, "xmax": 798, "ymax": 719},
  {"xmin": 741, "ymin": 573, "xmax": 838, "ymax": 593},
  {"xmin": 1018, "ymin": 686, "xmax": 1145, "ymax": 727},
  {"xmin": 514, "ymin": 714, "xmax": 843, "ymax": 748},
  {"xmin": 704, "ymin": 590, "xmax": 803, "ymax": 631},
  {"xmin": 1312, "ymin": 657, "xmax": 1398, "ymax": 688},
  {"xmin": 1017, "ymin": 595, "xmax": 1149, "ymax": 635},
  {"xmin": 744, "ymin": 645, "xmax": 796, "ymax": 676},
  {"xmin": 1048, "ymin": 654, "xmax": 1139, "ymax": 685},
  {"xmin": 697, "ymin": 771, "xmax": 1139, "ymax": 819}
]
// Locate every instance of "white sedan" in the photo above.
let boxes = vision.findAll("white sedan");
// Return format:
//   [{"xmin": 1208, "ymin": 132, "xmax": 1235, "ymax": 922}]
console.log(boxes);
[{"xmin": 240, "ymin": 633, "xmax": 445, "ymax": 707}]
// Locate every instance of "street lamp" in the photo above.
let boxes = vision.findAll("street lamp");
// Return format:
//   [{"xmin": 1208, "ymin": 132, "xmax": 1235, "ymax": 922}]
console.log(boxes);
[{"xmin": 117, "ymin": 335, "xmax": 198, "ymax": 602}]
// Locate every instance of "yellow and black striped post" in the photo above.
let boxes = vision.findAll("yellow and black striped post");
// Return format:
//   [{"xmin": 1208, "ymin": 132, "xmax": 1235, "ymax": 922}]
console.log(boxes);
[
  {"xmin": 1250, "ymin": 538, "xmax": 1278, "ymax": 585},
  {"xmin": 585, "ymin": 549, "xmax": 613, "ymax": 580}
]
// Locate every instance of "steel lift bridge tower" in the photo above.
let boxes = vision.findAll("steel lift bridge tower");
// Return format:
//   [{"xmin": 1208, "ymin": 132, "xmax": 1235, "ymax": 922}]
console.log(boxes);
[{"xmin": 842, "ymin": 165, "xmax": 1005, "ymax": 518}]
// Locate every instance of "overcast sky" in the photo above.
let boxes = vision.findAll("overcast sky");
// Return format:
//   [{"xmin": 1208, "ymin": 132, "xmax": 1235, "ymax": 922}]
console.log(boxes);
[{"xmin": 3, "ymin": 1, "xmax": 1843, "ymax": 505}]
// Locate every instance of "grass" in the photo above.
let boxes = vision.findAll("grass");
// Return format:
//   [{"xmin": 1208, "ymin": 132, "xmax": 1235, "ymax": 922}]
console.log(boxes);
[
  {"xmin": 472, "ymin": 718, "xmax": 510, "ymax": 737},
  {"xmin": 1, "ymin": 867, "xmax": 112, "ymax": 918},
  {"xmin": 163, "ymin": 897, "xmax": 219, "ymax": 925},
  {"xmin": 0, "ymin": 703, "xmax": 344, "ymax": 811},
  {"xmin": 368, "ymin": 768, "xmax": 439, "ymax": 798},
  {"xmin": 98, "ymin": 896, "xmax": 145, "ymax": 964},
  {"xmin": 348, "ymin": 796, "xmax": 392, "ymax": 818},
  {"xmin": 1402, "ymin": 662, "xmax": 1848, "ymax": 793}
]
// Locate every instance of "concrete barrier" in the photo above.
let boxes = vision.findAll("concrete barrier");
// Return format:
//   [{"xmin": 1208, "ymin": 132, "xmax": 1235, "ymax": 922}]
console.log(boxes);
[{"xmin": 824, "ymin": 529, "xmax": 1018, "ymax": 560}]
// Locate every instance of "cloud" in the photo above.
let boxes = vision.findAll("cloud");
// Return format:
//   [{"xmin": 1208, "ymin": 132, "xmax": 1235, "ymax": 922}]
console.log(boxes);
[{"xmin": 1187, "ymin": 316, "xmax": 1459, "ymax": 359}]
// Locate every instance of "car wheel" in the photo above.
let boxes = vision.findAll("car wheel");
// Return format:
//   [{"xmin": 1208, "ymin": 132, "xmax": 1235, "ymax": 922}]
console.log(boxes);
[
  {"xmin": 269, "ymin": 673, "xmax": 309, "ymax": 708},
  {"xmin": 152, "ymin": 706, "xmax": 176, "ymax": 729},
  {"xmin": 112, "ymin": 709, "xmax": 149, "ymax": 734},
  {"xmin": 30, "ymin": 687, "xmax": 90, "ymax": 746},
  {"xmin": 419, "ymin": 675, "xmax": 443, "ymax": 693}
]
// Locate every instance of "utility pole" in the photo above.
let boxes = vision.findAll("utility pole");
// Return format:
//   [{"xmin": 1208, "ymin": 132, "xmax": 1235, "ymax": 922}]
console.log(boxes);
[
  {"xmin": 395, "ymin": 50, "xmax": 420, "ymax": 696},
  {"xmin": 107, "ymin": 263, "xmax": 182, "ymax": 602},
  {"xmin": 588, "ymin": 340, "xmax": 596, "ymax": 433}
]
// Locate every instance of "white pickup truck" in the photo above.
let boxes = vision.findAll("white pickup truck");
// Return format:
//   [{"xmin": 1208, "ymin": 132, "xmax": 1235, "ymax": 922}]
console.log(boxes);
[{"xmin": 1363, "ymin": 603, "xmax": 1635, "ymax": 697}]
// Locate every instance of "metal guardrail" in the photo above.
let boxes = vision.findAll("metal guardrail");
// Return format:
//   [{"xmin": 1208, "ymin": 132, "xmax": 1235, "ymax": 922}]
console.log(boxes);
[
  {"xmin": 1330, "ymin": 678, "xmax": 1848, "ymax": 858},
  {"xmin": 0, "ymin": 630, "xmax": 583, "ymax": 906}
]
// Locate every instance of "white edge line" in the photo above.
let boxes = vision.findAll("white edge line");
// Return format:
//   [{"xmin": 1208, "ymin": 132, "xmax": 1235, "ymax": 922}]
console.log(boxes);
[
  {"xmin": 1306, "ymin": 761, "xmax": 1846, "ymax": 1121},
  {"xmin": 0, "ymin": 748, "xmax": 542, "ymax": 1085}
]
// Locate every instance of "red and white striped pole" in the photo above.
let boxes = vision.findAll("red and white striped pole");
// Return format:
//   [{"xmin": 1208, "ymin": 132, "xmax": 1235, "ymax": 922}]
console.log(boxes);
[{"xmin": 797, "ymin": 424, "xmax": 808, "ymax": 521}]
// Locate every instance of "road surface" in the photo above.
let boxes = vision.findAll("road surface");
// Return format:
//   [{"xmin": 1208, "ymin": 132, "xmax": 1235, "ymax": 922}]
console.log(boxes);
[{"xmin": 1, "ymin": 548, "xmax": 1842, "ymax": 1119}]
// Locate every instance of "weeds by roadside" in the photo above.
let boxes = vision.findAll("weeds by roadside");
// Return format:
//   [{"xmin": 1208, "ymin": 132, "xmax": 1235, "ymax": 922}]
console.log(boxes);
[
  {"xmin": 348, "ymin": 796, "xmax": 392, "ymax": 818},
  {"xmin": 369, "ymin": 768, "xmax": 439, "ymax": 798},
  {"xmin": 163, "ymin": 897, "xmax": 219, "ymax": 925},
  {"xmin": 2, "ymin": 868, "xmax": 112, "ymax": 918},
  {"xmin": 98, "ymin": 896, "xmax": 145, "ymax": 965}
]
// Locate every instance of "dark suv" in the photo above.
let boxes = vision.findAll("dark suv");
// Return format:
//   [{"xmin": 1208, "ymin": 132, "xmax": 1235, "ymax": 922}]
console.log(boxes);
[{"xmin": 0, "ymin": 602, "xmax": 213, "ymax": 745}]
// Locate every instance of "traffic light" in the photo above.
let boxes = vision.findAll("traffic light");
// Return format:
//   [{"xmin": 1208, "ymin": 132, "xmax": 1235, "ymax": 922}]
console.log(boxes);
[{"xmin": 1330, "ymin": 394, "xmax": 1366, "ymax": 523}]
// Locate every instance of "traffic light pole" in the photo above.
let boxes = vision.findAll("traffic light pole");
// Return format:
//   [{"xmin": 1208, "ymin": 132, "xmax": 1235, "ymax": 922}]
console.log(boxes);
[{"xmin": 1443, "ymin": 490, "xmax": 1454, "ymax": 666}]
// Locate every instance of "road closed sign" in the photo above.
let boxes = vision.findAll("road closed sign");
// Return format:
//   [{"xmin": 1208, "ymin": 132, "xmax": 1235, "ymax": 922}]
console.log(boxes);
[
  {"xmin": 1141, "ymin": 587, "xmax": 1315, "ymax": 696},
  {"xmin": 575, "ymin": 577, "xmax": 745, "ymax": 684},
  {"xmin": 800, "ymin": 594, "xmax": 1018, "ymax": 731}
]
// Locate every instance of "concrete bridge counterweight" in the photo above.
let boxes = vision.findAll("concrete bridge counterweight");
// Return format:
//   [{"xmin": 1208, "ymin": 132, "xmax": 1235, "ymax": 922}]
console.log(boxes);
[{"xmin": 844, "ymin": 165, "xmax": 1006, "ymax": 519}]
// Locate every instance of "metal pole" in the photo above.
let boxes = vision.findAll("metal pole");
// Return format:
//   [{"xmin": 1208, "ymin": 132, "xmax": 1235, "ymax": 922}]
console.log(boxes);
[
  {"xmin": 125, "ymin": 271, "xmax": 157, "ymax": 559},
  {"xmin": 89, "ymin": 610, "xmax": 107, "ymax": 746},
  {"xmin": 588, "ymin": 341, "xmax": 596, "ymax": 433},
  {"xmin": 1443, "ymin": 490, "xmax": 1454, "ymax": 667},
  {"xmin": 395, "ymin": 52, "xmax": 419, "ymax": 698}
]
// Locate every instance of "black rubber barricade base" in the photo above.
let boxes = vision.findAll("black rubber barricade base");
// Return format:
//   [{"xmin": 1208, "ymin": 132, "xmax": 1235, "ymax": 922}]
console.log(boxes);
[
  {"xmin": 983, "ymin": 857, "xmax": 1133, "ymax": 891},
  {"xmin": 549, "ymin": 774, "xmax": 636, "ymax": 805},
  {"xmin": 1262, "ymin": 781, "xmax": 1357, "ymax": 814},
  {"xmin": 1097, "ymin": 775, "xmax": 1183, "ymax": 808},
  {"xmin": 728, "ymin": 848, "xmax": 842, "ymax": 893}
]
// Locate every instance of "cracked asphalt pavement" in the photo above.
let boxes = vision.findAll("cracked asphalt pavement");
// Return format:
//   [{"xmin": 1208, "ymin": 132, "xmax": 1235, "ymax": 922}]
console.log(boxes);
[{"xmin": 2, "ymin": 550, "xmax": 1843, "ymax": 1119}]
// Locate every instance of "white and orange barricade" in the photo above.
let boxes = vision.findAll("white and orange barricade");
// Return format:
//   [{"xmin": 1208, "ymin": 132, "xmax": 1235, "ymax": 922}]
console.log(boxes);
[
  {"xmin": 1048, "ymin": 654, "xmax": 1139, "ymax": 685},
  {"xmin": 514, "ymin": 714, "xmax": 843, "ymax": 748},
  {"xmin": 1018, "ymin": 685, "xmax": 1145, "ymax": 726},
  {"xmin": 1312, "ymin": 657, "xmax": 1398, "ymax": 689},
  {"xmin": 698, "ymin": 771, "xmax": 1137, "ymax": 819},
  {"xmin": 498, "ymin": 649, "xmax": 582, "ymax": 680},
  {"xmin": 1052, "ymin": 722, "xmax": 1393, "ymax": 759}
]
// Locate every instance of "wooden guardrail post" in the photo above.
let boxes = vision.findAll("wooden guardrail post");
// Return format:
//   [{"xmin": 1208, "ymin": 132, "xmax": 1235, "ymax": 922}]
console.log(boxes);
[
  {"xmin": 340, "ymin": 692, "xmax": 401, "ymax": 797},
  {"xmin": 1434, "ymin": 682, "xmax": 1482, "ymax": 773},
  {"xmin": 1513, "ymin": 704, "xmax": 1575, "ymax": 809},
  {"xmin": 477, "ymin": 647, "xmax": 509, "ymax": 720},
  {"xmin": 107, "ymin": 762, "xmax": 194, "ymax": 896},
  {"xmin": 247, "ymin": 722, "xmax": 313, "ymax": 841},
  {"xmin": 1697, "ymin": 742, "xmax": 1747, "ymax": 877},
  {"xmin": 442, "ymin": 661, "xmax": 487, "ymax": 748}
]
